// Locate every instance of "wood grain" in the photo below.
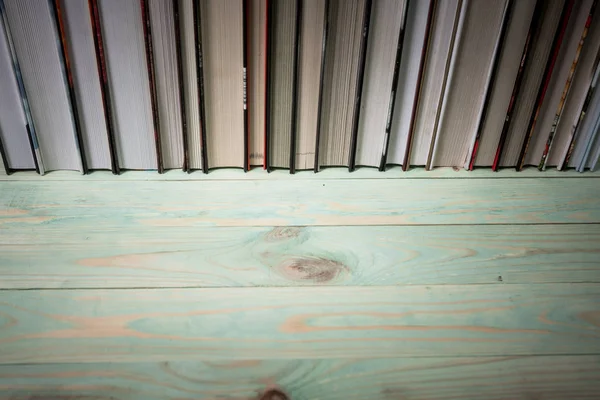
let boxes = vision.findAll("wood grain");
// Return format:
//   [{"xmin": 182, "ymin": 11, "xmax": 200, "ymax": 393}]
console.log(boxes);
[
  {"xmin": 0, "ymin": 284, "xmax": 599, "ymax": 363},
  {"xmin": 0, "ymin": 167, "xmax": 598, "ymax": 181},
  {"xmin": 1, "ymin": 224, "xmax": 599, "ymax": 288},
  {"xmin": 1, "ymin": 355, "xmax": 599, "ymax": 399},
  {"xmin": 1, "ymin": 178, "xmax": 599, "ymax": 228}
]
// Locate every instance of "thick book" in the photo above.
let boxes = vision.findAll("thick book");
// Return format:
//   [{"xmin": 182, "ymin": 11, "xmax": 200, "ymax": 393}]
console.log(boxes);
[
  {"xmin": 4, "ymin": 0, "xmax": 84, "ymax": 172},
  {"xmin": 406, "ymin": 0, "xmax": 459, "ymax": 166},
  {"xmin": 316, "ymin": 0, "xmax": 368, "ymax": 168},
  {"xmin": 200, "ymin": 0, "xmax": 245, "ymax": 169},
  {"xmin": 295, "ymin": 0, "xmax": 326, "ymax": 171},
  {"xmin": 248, "ymin": 0, "xmax": 267, "ymax": 167},
  {"xmin": 522, "ymin": 0, "xmax": 593, "ymax": 168},
  {"xmin": 99, "ymin": 0, "xmax": 157, "ymax": 170},
  {"xmin": 430, "ymin": 0, "xmax": 509, "ymax": 168},
  {"xmin": 498, "ymin": 0, "xmax": 566, "ymax": 167},
  {"xmin": 148, "ymin": 0, "xmax": 184, "ymax": 170},
  {"xmin": 473, "ymin": 0, "xmax": 537, "ymax": 167},
  {"xmin": 61, "ymin": 0, "xmax": 112, "ymax": 171},
  {"xmin": 547, "ymin": 3, "xmax": 600, "ymax": 168},
  {"xmin": 0, "ymin": 7, "xmax": 35, "ymax": 172},
  {"xmin": 266, "ymin": 0, "xmax": 300, "ymax": 170},
  {"xmin": 569, "ymin": 74, "xmax": 600, "ymax": 169},
  {"xmin": 178, "ymin": 0, "xmax": 203, "ymax": 171},
  {"xmin": 355, "ymin": 0, "xmax": 405, "ymax": 168},
  {"xmin": 386, "ymin": 0, "xmax": 431, "ymax": 166}
]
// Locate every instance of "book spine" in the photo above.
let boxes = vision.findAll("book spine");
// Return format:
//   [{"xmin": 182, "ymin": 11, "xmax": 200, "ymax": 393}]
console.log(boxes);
[
  {"xmin": 173, "ymin": 0, "xmax": 189, "ymax": 172},
  {"xmin": 193, "ymin": 0, "xmax": 208, "ymax": 173},
  {"xmin": 263, "ymin": 0, "xmax": 268, "ymax": 170},
  {"xmin": 51, "ymin": 0, "xmax": 88, "ymax": 174},
  {"xmin": 401, "ymin": 0, "xmax": 435, "ymax": 171},
  {"xmin": 425, "ymin": 0, "xmax": 466, "ymax": 170},
  {"xmin": 88, "ymin": 0, "xmax": 120, "ymax": 174},
  {"xmin": 561, "ymin": 53, "xmax": 600, "ymax": 169},
  {"xmin": 265, "ymin": 0, "xmax": 273, "ymax": 172},
  {"xmin": 379, "ymin": 0, "xmax": 411, "ymax": 171},
  {"xmin": 313, "ymin": 0, "xmax": 328, "ymax": 173},
  {"xmin": 289, "ymin": 0, "xmax": 302, "ymax": 174},
  {"xmin": 0, "ymin": 0, "xmax": 44, "ymax": 174},
  {"xmin": 348, "ymin": 0, "xmax": 372, "ymax": 172},
  {"xmin": 516, "ymin": 0, "xmax": 574, "ymax": 171},
  {"xmin": 140, "ymin": 0, "xmax": 164, "ymax": 173},
  {"xmin": 539, "ymin": 0, "xmax": 597, "ymax": 170},
  {"xmin": 243, "ymin": 0, "xmax": 249, "ymax": 172},
  {"xmin": 492, "ymin": 0, "xmax": 543, "ymax": 171},
  {"xmin": 467, "ymin": 0, "xmax": 513, "ymax": 171}
]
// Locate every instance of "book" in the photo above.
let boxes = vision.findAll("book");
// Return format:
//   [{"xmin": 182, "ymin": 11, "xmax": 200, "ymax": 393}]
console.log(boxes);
[
  {"xmin": 61, "ymin": 0, "xmax": 112, "ymax": 171},
  {"xmin": 569, "ymin": 77, "xmax": 600, "ymax": 170},
  {"xmin": 0, "ymin": 4, "xmax": 35, "ymax": 172},
  {"xmin": 472, "ymin": 0, "xmax": 537, "ymax": 167},
  {"xmin": 178, "ymin": 0, "xmax": 203, "ymax": 171},
  {"xmin": 98, "ymin": 0, "xmax": 157, "ymax": 170},
  {"xmin": 266, "ymin": 0, "xmax": 300, "ymax": 170},
  {"xmin": 551, "ymin": 6, "xmax": 600, "ymax": 169},
  {"xmin": 497, "ymin": 0, "xmax": 567, "ymax": 167},
  {"xmin": 522, "ymin": 0, "xmax": 594, "ymax": 168},
  {"xmin": 407, "ymin": 0, "xmax": 459, "ymax": 167},
  {"xmin": 386, "ymin": 0, "xmax": 433, "ymax": 167},
  {"xmin": 200, "ymin": 0, "xmax": 245, "ymax": 169},
  {"xmin": 316, "ymin": 0, "xmax": 368, "ymax": 169},
  {"xmin": 148, "ymin": 0, "xmax": 184, "ymax": 170},
  {"xmin": 295, "ymin": 0, "xmax": 326, "ymax": 171},
  {"xmin": 355, "ymin": 0, "xmax": 405, "ymax": 168},
  {"xmin": 430, "ymin": 0, "xmax": 509, "ymax": 168},
  {"xmin": 248, "ymin": 0, "xmax": 267, "ymax": 167},
  {"xmin": 4, "ymin": 0, "xmax": 84, "ymax": 172}
]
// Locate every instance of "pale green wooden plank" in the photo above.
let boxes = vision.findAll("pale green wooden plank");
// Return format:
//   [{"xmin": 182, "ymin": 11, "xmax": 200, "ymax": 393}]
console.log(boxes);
[
  {"xmin": 0, "ymin": 284, "xmax": 598, "ymax": 363},
  {"xmin": 1, "ymin": 356, "xmax": 599, "ymax": 400},
  {"xmin": 1, "ymin": 224, "xmax": 599, "ymax": 288},
  {"xmin": 1, "ymin": 178, "xmax": 599, "ymax": 228},
  {"xmin": 0, "ymin": 166, "xmax": 598, "ymax": 181}
]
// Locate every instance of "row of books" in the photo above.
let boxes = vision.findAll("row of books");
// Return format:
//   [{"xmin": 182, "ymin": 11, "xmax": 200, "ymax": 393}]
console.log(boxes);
[{"xmin": 1, "ymin": 0, "xmax": 600, "ymax": 175}]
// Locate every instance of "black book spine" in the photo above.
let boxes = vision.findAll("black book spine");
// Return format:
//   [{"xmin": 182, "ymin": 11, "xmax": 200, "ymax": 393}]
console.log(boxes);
[
  {"xmin": 140, "ymin": 0, "xmax": 164, "ymax": 173},
  {"xmin": 193, "ymin": 0, "xmax": 208, "ymax": 173},
  {"xmin": 313, "ymin": 0, "xmax": 328, "ymax": 173},
  {"xmin": 348, "ymin": 0, "xmax": 372, "ymax": 172},
  {"xmin": 88, "ymin": 0, "xmax": 120, "ymax": 174},
  {"xmin": 516, "ymin": 0, "xmax": 574, "ymax": 171},
  {"xmin": 243, "ymin": 0, "xmax": 249, "ymax": 172},
  {"xmin": 468, "ymin": 0, "xmax": 514, "ymax": 170},
  {"xmin": 173, "ymin": 0, "xmax": 189, "ymax": 172},
  {"xmin": 401, "ymin": 0, "xmax": 435, "ymax": 172},
  {"xmin": 51, "ymin": 0, "xmax": 88, "ymax": 175},
  {"xmin": 265, "ymin": 0, "xmax": 273, "ymax": 172},
  {"xmin": 289, "ymin": 0, "xmax": 302, "ymax": 174},
  {"xmin": 379, "ymin": 0, "xmax": 412, "ymax": 171}
]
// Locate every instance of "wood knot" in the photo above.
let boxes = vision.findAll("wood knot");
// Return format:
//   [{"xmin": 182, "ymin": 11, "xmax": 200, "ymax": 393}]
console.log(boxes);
[
  {"xmin": 259, "ymin": 389, "xmax": 289, "ymax": 400},
  {"xmin": 275, "ymin": 257, "xmax": 349, "ymax": 283},
  {"xmin": 265, "ymin": 227, "xmax": 304, "ymax": 242}
]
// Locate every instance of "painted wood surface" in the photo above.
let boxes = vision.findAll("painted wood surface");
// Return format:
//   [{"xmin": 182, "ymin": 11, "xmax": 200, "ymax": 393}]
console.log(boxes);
[
  {"xmin": 1, "ymin": 224, "xmax": 599, "ymax": 288},
  {"xmin": 0, "ymin": 166, "xmax": 599, "ymax": 181},
  {"xmin": 1, "ymin": 284, "xmax": 599, "ymax": 363},
  {"xmin": 1, "ymin": 355, "xmax": 599, "ymax": 399},
  {"xmin": 1, "ymin": 178, "xmax": 599, "ymax": 228}
]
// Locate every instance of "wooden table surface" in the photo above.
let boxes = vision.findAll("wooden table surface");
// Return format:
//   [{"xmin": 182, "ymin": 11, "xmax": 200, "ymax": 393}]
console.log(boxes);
[{"xmin": 0, "ymin": 166, "xmax": 599, "ymax": 399}]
